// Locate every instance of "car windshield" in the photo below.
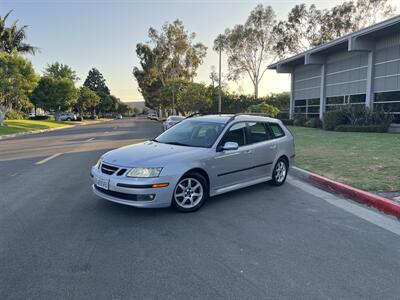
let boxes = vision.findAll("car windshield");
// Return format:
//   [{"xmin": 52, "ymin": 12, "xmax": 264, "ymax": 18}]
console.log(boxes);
[
  {"xmin": 154, "ymin": 120, "xmax": 225, "ymax": 148},
  {"xmin": 170, "ymin": 116, "xmax": 184, "ymax": 121}
]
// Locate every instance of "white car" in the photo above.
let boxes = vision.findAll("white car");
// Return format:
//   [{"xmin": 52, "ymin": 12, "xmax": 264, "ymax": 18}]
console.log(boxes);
[
  {"xmin": 163, "ymin": 115, "xmax": 185, "ymax": 130},
  {"xmin": 147, "ymin": 113, "xmax": 158, "ymax": 120}
]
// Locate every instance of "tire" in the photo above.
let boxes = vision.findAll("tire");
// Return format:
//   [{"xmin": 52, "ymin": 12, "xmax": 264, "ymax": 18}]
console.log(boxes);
[
  {"xmin": 172, "ymin": 172, "xmax": 208, "ymax": 212},
  {"xmin": 67, "ymin": 118, "xmax": 72, "ymax": 121},
  {"xmin": 270, "ymin": 158, "xmax": 288, "ymax": 186}
]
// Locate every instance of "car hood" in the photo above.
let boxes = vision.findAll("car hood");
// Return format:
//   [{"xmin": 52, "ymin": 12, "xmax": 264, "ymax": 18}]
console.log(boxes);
[{"xmin": 102, "ymin": 141, "xmax": 209, "ymax": 167}]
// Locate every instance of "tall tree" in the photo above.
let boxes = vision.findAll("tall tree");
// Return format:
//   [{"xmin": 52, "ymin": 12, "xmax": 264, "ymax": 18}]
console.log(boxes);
[
  {"xmin": 0, "ymin": 53, "xmax": 38, "ymax": 125},
  {"xmin": 0, "ymin": 10, "xmax": 38, "ymax": 55},
  {"xmin": 133, "ymin": 20, "xmax": 207, "ymax": 112},
  {"xmin": 217, "ymin": 5, "xmax": 277, "ymax": 99},
  {"xmin": 76, "ymin": 86, "xmax": 100, "ymax": 117},
  {"xmin": 273, "ymin": 0, "xmax": 396, "ymax": 58},
  {"xmin": 30, "ymin": 77, "xmax": 78, "ymax": 114},
  {"xmin": 44, "ymin": 62, "xmax": 79, "ymax": 82},
  {"xmin": 83, "ymin": 68, "xmax": 110, "ymax": 94}
]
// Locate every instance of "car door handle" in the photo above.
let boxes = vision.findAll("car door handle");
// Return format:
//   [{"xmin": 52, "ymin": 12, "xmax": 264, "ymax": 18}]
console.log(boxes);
[
  {"xmin": 270, "ymin": 144, "xmax": 277, "ymax": 149},
  {"xmin": 244, "ymin": 150, "xmax": 252, "ymax": 154}
]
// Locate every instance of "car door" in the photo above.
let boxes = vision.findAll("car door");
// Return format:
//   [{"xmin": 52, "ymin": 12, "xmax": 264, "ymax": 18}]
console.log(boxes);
[
  {"xmin": 246, "ymin": 122, "xmax": 277, "ymax": 179},
  {"xmin": 211, "ymin": 122, "xmax": 254, "ymax": 189}
]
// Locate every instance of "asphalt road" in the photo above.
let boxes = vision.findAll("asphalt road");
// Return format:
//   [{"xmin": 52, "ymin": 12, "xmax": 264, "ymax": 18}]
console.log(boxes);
[{"xmin": 1, "ymin": 117, "xmax": 400, "ymax": 300}]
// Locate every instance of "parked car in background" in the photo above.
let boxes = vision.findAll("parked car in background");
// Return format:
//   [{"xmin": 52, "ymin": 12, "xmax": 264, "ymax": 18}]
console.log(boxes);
[
  {"xmin": 147, "ymin": 112, "xmax": 158, "ymax": 120},
  {"xmin": 59, "ymin": 112, "xmax": 77, "ymax": 121},
  {"xmin": 163, "ymin": 115, "xmax": 185, "ymax": 130},
  {"xmin": 91, "ymin": 114, "xmax": 295, "ymax": 212},
  {"xmin": 115, "ymin": 114, "xmax": 123, "ymax": 119}
]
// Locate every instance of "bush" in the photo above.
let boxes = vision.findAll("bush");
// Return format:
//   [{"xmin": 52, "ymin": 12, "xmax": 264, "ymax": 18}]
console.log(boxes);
[
  {"xmin": 305, "ymin": 118, "xmax": 323, "ymax": 128},
  {"xmin": 334, "ymin": 125, "xmax": 388, "ymax": 133},
  {"xmin": 29, "ymin": 115, "xmax": 55, "ymax": 121},
  {"xmin": 247, "ymin": 103, "xmax": 279, "ymax": 117},
  {"xmin": 280, "ymin": 119, "xmax": 294, "ymax": 126},
  {"xmin": 323, "ymin": 110, "xmax": 347, "ymax": 130},
  {"xmin": 293, "ymin": 115, "xmax": 307, "ymax": 126},
  {"xmin": 5, "ymin": 110, "xmax": 27, "ymax": 120}
]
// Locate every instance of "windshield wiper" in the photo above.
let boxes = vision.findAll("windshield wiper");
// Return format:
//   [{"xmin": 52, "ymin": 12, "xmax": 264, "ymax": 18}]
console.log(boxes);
[
  {"xmin": 150, "ymin": 138, "xmax": 159, "ymax": 143},
  {"xmin": 163, "ymin": 141, "xmax": 190, "ymax": 147}
]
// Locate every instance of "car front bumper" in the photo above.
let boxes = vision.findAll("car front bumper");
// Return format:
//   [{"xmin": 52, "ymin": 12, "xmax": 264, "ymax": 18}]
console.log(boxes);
[{"xmin": 91, "ymin": 166, "xmax": 176, "ymax": 208}]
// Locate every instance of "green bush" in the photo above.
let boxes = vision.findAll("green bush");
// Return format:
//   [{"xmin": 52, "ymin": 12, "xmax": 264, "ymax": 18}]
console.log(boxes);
[
  {"xmin": 247, "ymin": 103, "xmax": 279, "ymax": 117},
  {"xmin": 5, "ymin": 110, "xmax": 27, "ymax": 120},
  {"xmin": 305, "ymin": 118, "xmax": 323, "ymax": 128},
  {"xmin": 293, "ymin": 115, "xmax": 307, "ymax": 126},
  {"xmin": 29, "ymin": 115, "xmax": 55, "ymax": 121},
  {"xmin": 323, "ymin": 110, "xmax": 347, "ymax": 130},
  {"xmin": 334, "ymin": 125, "xmax": 388, "ymax": 133},
  {"xmin": 280, "ymin": 119, "xmax": 294, "ymax": 126}
]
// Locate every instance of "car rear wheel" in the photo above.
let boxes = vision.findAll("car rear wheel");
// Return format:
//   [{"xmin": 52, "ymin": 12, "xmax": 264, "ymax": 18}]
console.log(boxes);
[
  {"xmin": 270, "ymin": 158, "xmax": 288, "ymax": 186},
  {"xmin": 172, "ymin": 173, "xmax": 208, "ymax": 212}
]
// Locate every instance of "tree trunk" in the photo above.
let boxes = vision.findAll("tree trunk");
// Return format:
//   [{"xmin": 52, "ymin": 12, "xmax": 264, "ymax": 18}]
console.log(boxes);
[
  {"xmin": 0, "ymin": 105, "xmax": 7, "ymax": 126},
  {"xmin": 254, "ymin": 82, "xmax": 259, "ymax": 100}
]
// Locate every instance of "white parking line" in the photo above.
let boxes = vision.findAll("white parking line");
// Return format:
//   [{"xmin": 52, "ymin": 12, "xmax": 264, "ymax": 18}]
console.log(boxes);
[
  {"xmin": 35, "ymin": 153, "xmax": 63, "ymax": 165},
  {"xmin": 86, "ymin": 138, "xmax": 95, "ymax": 142}
]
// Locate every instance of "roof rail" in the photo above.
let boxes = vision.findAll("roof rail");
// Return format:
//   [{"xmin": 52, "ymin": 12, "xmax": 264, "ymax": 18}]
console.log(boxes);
[
  {"xmin": 226, "ymin": 113, "xmax": 273, "ymax": 123},
  {"xmin": 184, "ymin": 112, "xmax": 224, "ymax": 119}
]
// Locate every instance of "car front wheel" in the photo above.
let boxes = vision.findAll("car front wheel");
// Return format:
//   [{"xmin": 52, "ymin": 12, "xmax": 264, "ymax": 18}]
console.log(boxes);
[
  {"xmin": 172, "ymin": 173, "xmax": 208, "ymax": 212},
  {"xmin": 270, "ymin": 158, "xmax": 288, "ymax": 186}
]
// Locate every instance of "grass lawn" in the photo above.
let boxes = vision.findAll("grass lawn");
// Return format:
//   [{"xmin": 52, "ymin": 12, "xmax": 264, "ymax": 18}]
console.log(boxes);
[
  {"xmin": 0, "ymin": 120, "xmax": 74, "ymax": 136},
  {"xmin": 289, "ymin": 126, "xmax": 400, "ymax": 192}
]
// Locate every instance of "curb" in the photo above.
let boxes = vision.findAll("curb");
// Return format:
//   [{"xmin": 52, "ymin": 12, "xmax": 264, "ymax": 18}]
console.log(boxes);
[
  {"xmin": 291, "ymin": 167, "xmax": 400, "ymax": 219},
  {"xmin": 0, "ymin": 119, "xmax": 113, "ymax": 141}
]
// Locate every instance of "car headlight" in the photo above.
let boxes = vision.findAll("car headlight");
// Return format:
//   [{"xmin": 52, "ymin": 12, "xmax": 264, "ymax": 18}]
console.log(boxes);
[
  {"xmin": 95, "ymin": 158, "xmax": 101, "ymax": 169},
  {"xmin": 127, "ymin": 167, "xmax": 163, "ymax": 178}
]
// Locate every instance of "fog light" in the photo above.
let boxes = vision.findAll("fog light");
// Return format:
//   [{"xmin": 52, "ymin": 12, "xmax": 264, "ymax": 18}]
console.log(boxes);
[{"xmin": 137, "ymin": 194, "xmax": 155, "ymax": 201}]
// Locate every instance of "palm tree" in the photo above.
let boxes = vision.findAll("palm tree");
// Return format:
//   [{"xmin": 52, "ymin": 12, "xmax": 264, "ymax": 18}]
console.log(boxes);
[{"xmin": 0, "ymin": 10, "xmax": 38, "ymax": 55}]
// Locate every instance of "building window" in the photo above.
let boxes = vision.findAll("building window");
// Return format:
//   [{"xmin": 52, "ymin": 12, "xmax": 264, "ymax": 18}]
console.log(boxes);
[
  {"xmin": 374, "ymin": 91, "xmax": 400, "ymax": 123},
  {"xmin": 294, "ymin": 98, "xmax": 320, "ymax": 118},
  {"xmin": 326, "ymin": 94, "xmax": 366, "ymax": 110}
]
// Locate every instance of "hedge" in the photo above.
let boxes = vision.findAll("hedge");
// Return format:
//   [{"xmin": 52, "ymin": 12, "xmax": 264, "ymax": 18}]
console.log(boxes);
[
  {"xmin": 280, "ymin": 119, "xmax": 294, "ymax": 126},
  {"xmin": 334, "ymin": 125, "xmax": 388, "ymax": 133}
]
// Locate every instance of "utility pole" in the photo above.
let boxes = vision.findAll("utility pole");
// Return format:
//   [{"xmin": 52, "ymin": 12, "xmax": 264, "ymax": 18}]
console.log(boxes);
[{"xmin": 218, "ymin": 47, "xmax": 222, "ymax": 114}]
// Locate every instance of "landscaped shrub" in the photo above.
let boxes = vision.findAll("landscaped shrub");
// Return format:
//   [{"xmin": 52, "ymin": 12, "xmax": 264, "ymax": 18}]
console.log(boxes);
[
  {"xmin": 5, "ymin": 110, "xmax": 27, "ymax": 120},
  {"xmin": 293, "ymin": 115, "xmax": 306, "ymax": 126},
  {"xmin": 247, "ymin": 103, "xmax": 279, "ymax": 117},
  {"xmin": 305, "ymin": 118, "xmax": 323, "ymax": 128},
  {"xmin": 334, "ymin": 125, "xmax": 388, "ymax": 133},
  {"xmin": 323, "ymin": 110, "xmax": 347, "ymax": 130},
  {"xmin": 29, "ymin": 115, "xmax": 55, "ymax": 121},
  {"xmin": 280, "ymin": 119, "xmax": 294, "ymax": 126}
]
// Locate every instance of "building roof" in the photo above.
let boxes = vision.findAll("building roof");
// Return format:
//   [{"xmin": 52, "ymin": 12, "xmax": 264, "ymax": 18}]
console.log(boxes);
[{"xmin": 268, "ymin": 14, "xmax": 400, "ymax": 70}]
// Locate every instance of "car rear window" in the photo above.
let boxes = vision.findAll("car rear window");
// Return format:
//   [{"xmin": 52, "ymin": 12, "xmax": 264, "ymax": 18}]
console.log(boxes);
[
  {"xmin": 247, "ymin": 122, "xmax": 273, "ymax": 143},
  {"xmin": 268, "ymin": 123, "xmax": 285, "ymax": 138}
]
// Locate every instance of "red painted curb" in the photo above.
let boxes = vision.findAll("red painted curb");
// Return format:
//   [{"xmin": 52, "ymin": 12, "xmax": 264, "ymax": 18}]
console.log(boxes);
[{"xmin": 309, "ymin": 173, "xmax": 400, "ymax": 219}]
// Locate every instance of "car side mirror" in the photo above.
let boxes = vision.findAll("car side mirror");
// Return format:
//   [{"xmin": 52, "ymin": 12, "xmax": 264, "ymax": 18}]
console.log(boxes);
[{"xmin": 221, "ymin": 142, "xmax": 239, "ymax": 151}]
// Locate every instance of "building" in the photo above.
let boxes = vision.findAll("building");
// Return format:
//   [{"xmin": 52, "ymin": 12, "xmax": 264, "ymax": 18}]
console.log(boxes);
[{"xmin": 268, "ymin": 15, "xmax": 400, "ymax": 124}]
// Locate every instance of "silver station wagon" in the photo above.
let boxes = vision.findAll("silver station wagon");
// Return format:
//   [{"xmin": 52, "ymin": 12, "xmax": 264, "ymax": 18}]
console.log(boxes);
[{"xmin": 91, "ymin": 114, "xmax": 295, "ymax": 212}]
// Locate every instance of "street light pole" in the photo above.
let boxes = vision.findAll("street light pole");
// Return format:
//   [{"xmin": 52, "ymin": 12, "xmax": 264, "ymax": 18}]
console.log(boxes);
[{"xmin": 218, "ymin": 47, "xmax": 222, "ymax": 114}]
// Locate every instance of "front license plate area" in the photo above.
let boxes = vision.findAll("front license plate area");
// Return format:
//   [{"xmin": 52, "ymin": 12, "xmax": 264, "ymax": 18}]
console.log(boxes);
[{"xmin": 95, "ymin": 175, "xmax": 109, "ymax": 190}]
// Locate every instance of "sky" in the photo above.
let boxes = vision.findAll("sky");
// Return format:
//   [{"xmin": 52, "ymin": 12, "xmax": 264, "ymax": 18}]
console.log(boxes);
[{"xmin": 0, "ymin": 0, "xmax": 378, "ymax": 102}]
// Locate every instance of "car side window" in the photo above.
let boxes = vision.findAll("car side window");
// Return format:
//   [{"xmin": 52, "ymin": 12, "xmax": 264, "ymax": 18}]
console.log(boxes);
[
  {"xmin": 220, "ymin": 122, "xmax": 246, "ymax": 147},
  {"xmin": 268, "ymin": 123, "xmax": 285, "ymax": 138},
  {"xmin": 247, "ymin": 122, "xmax": 273, "ymax": 144}
]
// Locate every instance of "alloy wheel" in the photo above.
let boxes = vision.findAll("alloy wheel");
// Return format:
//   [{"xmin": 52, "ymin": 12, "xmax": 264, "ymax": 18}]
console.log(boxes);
[
  {"xmin": 275, "ymin": 161, "xmax": 287, "ymax": 183},
  {"xmin": 174, "ymin": 177, "xmax": 204, "ymax": 209}
]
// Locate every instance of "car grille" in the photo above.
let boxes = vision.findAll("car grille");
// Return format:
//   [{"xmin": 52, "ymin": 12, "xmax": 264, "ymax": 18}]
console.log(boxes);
[{"xmin": 101, "ymin": 163, "xmax": 119, "ymax": 175}]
